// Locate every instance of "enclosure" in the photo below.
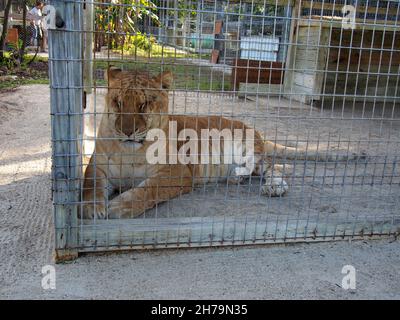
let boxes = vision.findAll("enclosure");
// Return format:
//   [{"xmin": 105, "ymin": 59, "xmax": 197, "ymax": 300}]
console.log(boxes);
[{"xmin": 49, "ymin": 0, "xmax": 400, "ymax": 261}]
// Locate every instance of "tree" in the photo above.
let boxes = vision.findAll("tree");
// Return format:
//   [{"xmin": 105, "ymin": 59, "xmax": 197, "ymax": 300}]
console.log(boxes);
[
  {"xmin": 0, "ymin": 0, "xmax": 13, "ymax": 60},
  {"xmin": 18, "ymin": 0, "xmax": 27, "ymax": 63},
  {"xmin": 94, "ymin": 0, "xmax": 159, "ymax": 52}
]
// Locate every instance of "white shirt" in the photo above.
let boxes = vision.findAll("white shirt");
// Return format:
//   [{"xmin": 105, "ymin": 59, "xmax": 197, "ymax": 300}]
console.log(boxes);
[{"xmin": 29, "ymin": 7, "xmax": 42, "ymax": 27}]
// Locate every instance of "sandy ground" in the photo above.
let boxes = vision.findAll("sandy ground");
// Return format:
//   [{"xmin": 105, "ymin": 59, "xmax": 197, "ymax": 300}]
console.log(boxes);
[{"xmin": 0, "ymin": 85, "xmax": 399, "ymax": 299}]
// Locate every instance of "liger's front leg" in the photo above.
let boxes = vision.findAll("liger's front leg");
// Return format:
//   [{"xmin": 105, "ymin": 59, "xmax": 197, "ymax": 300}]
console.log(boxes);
[
  {"xmin": 82, "ymin": 157, "xmax": 109, "ymax": 219},
  {"xmin": 108, "ymin": 166, "xmax": 194, "ymax": 219}
]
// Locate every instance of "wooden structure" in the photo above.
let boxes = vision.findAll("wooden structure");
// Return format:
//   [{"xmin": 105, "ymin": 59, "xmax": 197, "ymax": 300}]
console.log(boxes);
[
  {"xmin": 231, "ymin": 59, "xmax": 284, "ymax": 91},
  {"xmin": 224, "ymin": 0, "xmax": 399, "ymax": 102},
  {"xmin": 283, "ymin": 0, "xmax": 400, "ymax": 104},
  {"xmin": 5, "ymin": 27, "xmax": 18, "ymax": 46}
]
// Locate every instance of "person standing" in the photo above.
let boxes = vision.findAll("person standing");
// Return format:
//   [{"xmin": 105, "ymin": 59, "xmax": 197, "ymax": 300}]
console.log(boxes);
[{"xmin": 28, "ymin": 1, "xmax": 46, "ymax": 52}]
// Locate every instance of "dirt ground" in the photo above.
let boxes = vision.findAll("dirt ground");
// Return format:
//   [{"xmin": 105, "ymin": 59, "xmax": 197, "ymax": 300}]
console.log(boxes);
[{"xmin": 0, "ymin": 85, "xmax": 399, "ymax": 299}]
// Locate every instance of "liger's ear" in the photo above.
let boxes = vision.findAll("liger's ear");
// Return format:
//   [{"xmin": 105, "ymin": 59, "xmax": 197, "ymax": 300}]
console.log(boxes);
[
  {"xmin": 155, "ymin": 71, "xmax": 173, "ymax": 89},
  {"xmin": 106, "ymin": 66, "xmax": 122, "ymax": 83}
]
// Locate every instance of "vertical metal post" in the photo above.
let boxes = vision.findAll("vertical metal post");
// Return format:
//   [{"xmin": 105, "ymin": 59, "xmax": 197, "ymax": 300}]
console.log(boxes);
[{"xmin": 49, "ymin": 0, "xmax": 83, "ymax": 262}]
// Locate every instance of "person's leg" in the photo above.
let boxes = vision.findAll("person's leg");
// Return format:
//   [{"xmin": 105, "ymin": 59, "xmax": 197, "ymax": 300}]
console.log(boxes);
[
  {"xmin": 32, "ymin": 25, "xmax": 38, "ymax": 46},
  {"xmin": 39, "ymin": 27, "xmax": 45, "ymax": 52},
  {"xmin": 28, "ymin": 26, "xmax": 33, "ymax": 46},
  {"xmin": 42, "ymin": 29, "xmax": 48, "ymax": 51}
]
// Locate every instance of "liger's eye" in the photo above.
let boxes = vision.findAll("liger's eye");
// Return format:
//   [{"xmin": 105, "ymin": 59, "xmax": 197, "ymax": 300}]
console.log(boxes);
[{"xmin": 139, "ymin": 103, "xmax": 146, "ymax": 111}]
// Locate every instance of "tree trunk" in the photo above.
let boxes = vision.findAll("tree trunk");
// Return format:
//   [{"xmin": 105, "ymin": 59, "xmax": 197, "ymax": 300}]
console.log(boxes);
[
  {"xmin": 19, "ymin": 1, "xmax": 27, "ymax": 63},
  {"xmin": 0, "ymin": 0, "xmax": 13, "ymax": 60}
]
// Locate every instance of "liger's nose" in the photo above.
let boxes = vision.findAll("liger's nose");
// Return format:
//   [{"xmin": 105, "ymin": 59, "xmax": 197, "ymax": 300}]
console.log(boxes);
[
  {"xmin": 125, "ymin": 126, "xmax": 143, "ymax": 137},
  {"xmin": 123, "ymin": 128, "xmax": 134, "ymax": 137}
]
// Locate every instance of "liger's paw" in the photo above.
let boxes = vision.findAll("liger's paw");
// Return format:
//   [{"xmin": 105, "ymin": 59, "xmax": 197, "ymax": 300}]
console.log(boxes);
[
  {"xmin": 81, "ymin": 203, "xmax": 107, "ymax": 219},
  {"xmin": 261, "ymin": 177, "xmax": 289, "ymax": 197},
  {"xmin": 107, "ymin": 197, "xmax": 144, "ymax": 219}
]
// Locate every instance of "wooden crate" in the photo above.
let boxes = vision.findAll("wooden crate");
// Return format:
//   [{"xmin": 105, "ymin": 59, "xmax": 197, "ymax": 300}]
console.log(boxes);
[
  {"xmin": 230, "ymin": 58, "xmax": 285, "ymax": 91},
  {"xmin": 5, "ymin": 28, "xmax": 18, "ymax": 46}
]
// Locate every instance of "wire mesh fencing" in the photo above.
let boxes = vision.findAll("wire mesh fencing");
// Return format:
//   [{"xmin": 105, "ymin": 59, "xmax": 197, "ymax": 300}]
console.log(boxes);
[{"xmin": 48, "ymin": 0, "xmax": 400, "ymax": 261}]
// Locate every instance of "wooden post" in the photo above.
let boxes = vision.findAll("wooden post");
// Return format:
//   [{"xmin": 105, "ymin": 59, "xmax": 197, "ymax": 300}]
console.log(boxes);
[
  {"xmin": 83, "ymin": 1, "xmax": 93, "ymax": 95},
  {"xmin": 283, "ymin": 0, "xmax": 299, "ymax": 99},
  {"xmin": 313, "ymin": 27, "xmax": 330, "ymax": 99},
  {"xmin": 49, "ymin": 0, "xmax": 83, "ymax": 262}
]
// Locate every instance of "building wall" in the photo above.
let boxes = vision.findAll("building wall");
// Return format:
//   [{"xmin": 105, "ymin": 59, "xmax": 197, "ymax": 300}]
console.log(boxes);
[
  {"xmin": 323, "ymin": 29, "xmax": 400, "ymax": 100},
  {"xmin": 284, "ymin": 25, "xmax": 330, "ymax": 104},
  {"xmin": 284, "ymin": 0, "xmax": 399, "ymax": 104}
]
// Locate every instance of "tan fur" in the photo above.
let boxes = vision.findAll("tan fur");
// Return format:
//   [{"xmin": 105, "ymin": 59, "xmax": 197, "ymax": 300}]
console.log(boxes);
[{"xmin": 82, "ymin": 68, "xmax": 352, "ymax": 219}]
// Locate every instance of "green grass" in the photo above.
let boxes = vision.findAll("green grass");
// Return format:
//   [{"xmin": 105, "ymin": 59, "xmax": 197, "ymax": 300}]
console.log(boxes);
[
  {"xmin": 115, "ymin": 44, "xmax": 190, "ymax": 59},
  {"xmin": 0, "ymin": 77, "xmax": 49, "ymax": 91},
  {"xmin": 2, "ymin": 52, "xmax": 48, "ymax": 63},
  {"xmin": 1, "ymin": 50, "xmax": 231, "ymax": 92},
  {"xmin": 96, "ymin": 41, "xmax": 227, "ymax": 91},
  {"xmin": 0, "ymin": 54, "xmax": 49, "ymax": 91},
  {"xmin": 114, "ymin": 41, "xmax": 211, "ymax": 60},
  {"xmin": 23, "ymin": 54, "xmax": 48, "ymax": 63},
  {"xmin": 94, "ymin": 58, "xmax": 231, "ymax": 92}
]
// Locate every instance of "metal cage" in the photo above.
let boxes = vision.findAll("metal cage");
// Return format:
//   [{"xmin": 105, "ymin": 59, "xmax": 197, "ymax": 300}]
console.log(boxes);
[{"xmin": 49, "ymin": 0, "xmax": 400, "ymax": 261}]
